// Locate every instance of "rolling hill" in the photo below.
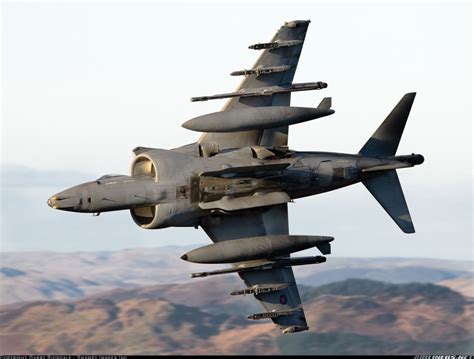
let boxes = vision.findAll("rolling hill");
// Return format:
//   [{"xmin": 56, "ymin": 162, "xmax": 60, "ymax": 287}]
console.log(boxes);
[{"xmin": 1, "ymin": 279, "xmax": 473, "ymax": 355}]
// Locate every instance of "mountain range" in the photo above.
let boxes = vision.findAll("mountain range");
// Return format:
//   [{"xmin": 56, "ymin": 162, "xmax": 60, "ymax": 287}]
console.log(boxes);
[
  {"xmin": 1, "ymin": 247, "xmax": 472, "ymax": 305},
  {"xmin": 0, "ymin": 278, "xmax": 472, "ymax": 355},
  {"xmin": 1, "ymin": 247, "xmax": 472, "ymax": 354}
]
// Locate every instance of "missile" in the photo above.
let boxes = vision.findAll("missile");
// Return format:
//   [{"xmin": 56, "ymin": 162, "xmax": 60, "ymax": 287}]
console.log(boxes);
[
  {"xmin": 247, "ymin": 308, "xmax": 299, "ymax": 320},
  {"xmin": 190, "ymin": 82, "xmax": 327, "ymax": 102},
  {"xmin": 230, "ymin": 65, "xmax": 291, "ymax": 77},
  {"xmin": 190, "ymin": 255, "xmax": 327, "ymax": 278},
  {"xmin": 182, "ymin": 106, "xmax": 334, "ymax": 133},
  {"xmin": 181, "ymin": 235, "xmax": 334, "ymax": 264},
  {"xmin": 248, "ymin": 40, "xmax": 303, "ymax": 50},
  {"xmin": 230, "ymin": 283, "xmax": 290, "ymax": 296}
]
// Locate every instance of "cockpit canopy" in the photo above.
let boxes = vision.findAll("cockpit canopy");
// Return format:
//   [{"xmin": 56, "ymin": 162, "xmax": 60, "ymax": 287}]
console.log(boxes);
[{"xmin": 96, "ymin": 174, "xmax": 123, "ymax": 180}]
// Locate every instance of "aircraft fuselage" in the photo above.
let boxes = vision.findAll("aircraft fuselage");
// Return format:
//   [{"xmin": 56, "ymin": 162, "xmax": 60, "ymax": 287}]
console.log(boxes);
[{"xmin": 48, "ymin": 147, "xmax": 423, "ymax": 230}]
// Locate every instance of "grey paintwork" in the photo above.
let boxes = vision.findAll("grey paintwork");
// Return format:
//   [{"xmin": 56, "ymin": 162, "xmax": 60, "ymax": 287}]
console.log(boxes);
[
  {"xmin": 47, "ymin": 175, "xmax": 168, "ymax": 213},
  {"xmin": 49, "ymin": 148, "xmax": 423, "ymax": 228},
  {"xmin": 182, "ymin": 105, "xmax": 334, "ymax": 133},
  {"xmin": 198, "ymin": 20, "xmax": 312, "ymax": 149},
  {"xmin": 181, "ymin": 235, "xmax": 334, "ymax": 264},
  {"xmin": 48, "ymin": 19, "xmax": 424, "ymax": 334}
]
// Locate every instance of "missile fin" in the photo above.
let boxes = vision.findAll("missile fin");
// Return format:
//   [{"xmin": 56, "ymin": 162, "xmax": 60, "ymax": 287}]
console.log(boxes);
[{"xmin": 317, "ymin": 97, "xmax": 332, "ymax": 110}]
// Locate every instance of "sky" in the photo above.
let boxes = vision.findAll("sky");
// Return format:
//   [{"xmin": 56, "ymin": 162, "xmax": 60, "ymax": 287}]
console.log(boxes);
[{"xmin": 1, "ymin": 1, "xmax": 473, "ymax": 260}]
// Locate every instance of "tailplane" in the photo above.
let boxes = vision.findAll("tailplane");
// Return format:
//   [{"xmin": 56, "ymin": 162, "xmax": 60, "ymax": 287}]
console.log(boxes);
[{"xmin": 363, "ymin": 170, "xmax": 415, "ymax": 233}]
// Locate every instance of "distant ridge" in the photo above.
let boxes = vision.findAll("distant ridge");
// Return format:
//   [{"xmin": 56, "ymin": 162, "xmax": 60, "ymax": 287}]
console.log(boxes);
[
  {"xmin": 1, "ymin": 248, "xmax": 472, "ymax": 305},
  {"xmin": 0, "ymin": 279, "xmax": 472, "ymax": 355}
]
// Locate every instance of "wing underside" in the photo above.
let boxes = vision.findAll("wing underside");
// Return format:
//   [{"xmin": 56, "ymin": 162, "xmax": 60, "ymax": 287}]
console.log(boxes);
[
  {"xmin": 194, "ymin": 20, "xmax": 318, "ymax": 333},
  {"xmin": 198, "ymin": 20, "xmax": 311, "ymax": 150},
  {"xmin": 200, "ymin": 204, "xmax": 309, "ymax": 332}
]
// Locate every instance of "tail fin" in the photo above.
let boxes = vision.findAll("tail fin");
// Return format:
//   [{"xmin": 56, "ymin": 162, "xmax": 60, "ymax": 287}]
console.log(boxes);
[
  {"xmin": 359, "ymin": 93, "xmax": 416, "ymax": 156},
  {"xmin": 359, "ymin": 93, "xmax": 417, "ymax": 233},
  {"xmin": 362, "ymin": 170, "xmax": 415, "ymax": 233}
]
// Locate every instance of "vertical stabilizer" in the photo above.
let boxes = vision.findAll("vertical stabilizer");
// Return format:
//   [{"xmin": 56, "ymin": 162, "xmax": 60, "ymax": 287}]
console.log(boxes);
[{"xmin": 359, "ymin": 93, "xmax": 416, "ymax": 157}]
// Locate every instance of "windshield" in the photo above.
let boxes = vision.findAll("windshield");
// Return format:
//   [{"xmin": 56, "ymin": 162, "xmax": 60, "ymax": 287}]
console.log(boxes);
[{"xmin": 97, "ymin": 174, "xmax": 123, "ymax": 180}]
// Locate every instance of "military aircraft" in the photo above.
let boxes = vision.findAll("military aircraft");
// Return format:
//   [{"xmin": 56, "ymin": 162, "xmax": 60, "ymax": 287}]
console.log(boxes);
[{"xmin": 48, "ymin": 20, "xmax": 424, "ymax": 334}]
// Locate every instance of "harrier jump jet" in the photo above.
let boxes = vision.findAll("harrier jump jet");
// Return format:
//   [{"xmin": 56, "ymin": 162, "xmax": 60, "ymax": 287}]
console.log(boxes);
[{"xmin": 48, "ymin": 20, "xmax": 423, "ymax": 333}]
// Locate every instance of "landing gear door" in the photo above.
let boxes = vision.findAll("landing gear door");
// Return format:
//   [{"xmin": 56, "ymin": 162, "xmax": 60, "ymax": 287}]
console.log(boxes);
[{"xmin": 317, "ymin": 160, "xmax": 333, "ymax": 187}]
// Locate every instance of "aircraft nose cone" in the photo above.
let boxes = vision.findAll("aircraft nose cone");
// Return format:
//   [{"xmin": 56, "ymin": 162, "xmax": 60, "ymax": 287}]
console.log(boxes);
[
  {"xmin": 47, "ymin": 191, "xmax": 79, "ymax": 211},
  {"xmin": 47, "ymin": 196, "xmax": 57, "ymax": 209}
]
